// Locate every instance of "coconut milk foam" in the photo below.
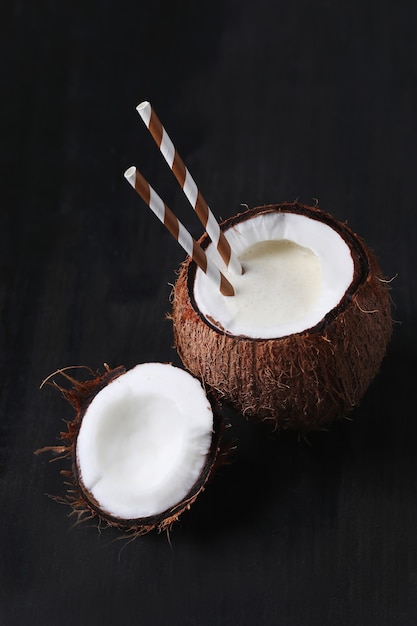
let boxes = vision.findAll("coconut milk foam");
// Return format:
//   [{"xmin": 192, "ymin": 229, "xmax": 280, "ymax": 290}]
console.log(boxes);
[{"xmin": 227, "ymin": 239, "xmax": 322, "ymax": 329}]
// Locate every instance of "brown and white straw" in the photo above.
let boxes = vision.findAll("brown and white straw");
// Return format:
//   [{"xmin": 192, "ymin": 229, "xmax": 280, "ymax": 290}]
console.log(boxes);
[
  {"xmin": 124, "ymin": 166, "xmax": 234, "ymax": 297},
  {"xmin": 136, "ymin": 101, "xmax": 243, "ymax": 275}
]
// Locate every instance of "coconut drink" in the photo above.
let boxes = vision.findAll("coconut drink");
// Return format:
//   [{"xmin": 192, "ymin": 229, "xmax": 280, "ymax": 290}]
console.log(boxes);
[
  {"xmin": 128, "ymin": 102, "xmax": 392, "ymax": 432},
  {"xmin": 172, "ymin": 202, "xmax": 392, "ymax": 432}
]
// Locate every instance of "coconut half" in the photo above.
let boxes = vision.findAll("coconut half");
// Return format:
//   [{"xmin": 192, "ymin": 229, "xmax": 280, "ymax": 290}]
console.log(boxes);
[
  {"xmin": 172, "ymin": 202, "xmax": 392, "ymax": 431},
  {"xmin": 38, "ymin": 364, "xmax": 222, "ymax": 535}
]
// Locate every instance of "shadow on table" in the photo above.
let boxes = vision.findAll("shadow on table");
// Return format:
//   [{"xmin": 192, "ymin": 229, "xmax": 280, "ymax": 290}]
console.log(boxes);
[{"xmin": 177, "ymin": 339, "xmax": 416, "ymax": 543}]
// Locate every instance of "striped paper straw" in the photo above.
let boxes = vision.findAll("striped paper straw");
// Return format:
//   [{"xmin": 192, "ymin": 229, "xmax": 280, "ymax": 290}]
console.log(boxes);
[
  {"xmin": 124, "ymin": 166, "xmax": 234, "ymax": 297},
  {"xmin": 136, "ymin": 101, "xmax": 243, "ymax": 276}
]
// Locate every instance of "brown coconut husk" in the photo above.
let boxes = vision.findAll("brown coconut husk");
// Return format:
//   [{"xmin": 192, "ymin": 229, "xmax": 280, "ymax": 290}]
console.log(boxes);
[
  {"xmin": 36, "ymin": 365, "xmax": 225, "ymax": 537},
  {"xmin": 171, "ymin": 203, "xmax": 393, "ymax": 432}
]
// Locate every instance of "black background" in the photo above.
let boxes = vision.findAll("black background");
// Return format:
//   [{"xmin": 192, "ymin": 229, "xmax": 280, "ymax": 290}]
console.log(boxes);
[{"xmin": 2, "ymin": 1, "xmax": 417, "ymax": 625}]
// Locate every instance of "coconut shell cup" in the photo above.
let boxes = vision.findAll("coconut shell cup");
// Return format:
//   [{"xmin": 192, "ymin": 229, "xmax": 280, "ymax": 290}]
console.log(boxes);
[{"xmin": 172, "ymin": 202, "xmax": 393, "ymax": 432}]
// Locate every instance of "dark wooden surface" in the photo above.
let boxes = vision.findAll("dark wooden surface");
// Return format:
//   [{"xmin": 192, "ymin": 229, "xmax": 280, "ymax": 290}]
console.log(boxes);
[{"xmin": 2, "ymin": 2, "xmax": 417, "ymax": 625}]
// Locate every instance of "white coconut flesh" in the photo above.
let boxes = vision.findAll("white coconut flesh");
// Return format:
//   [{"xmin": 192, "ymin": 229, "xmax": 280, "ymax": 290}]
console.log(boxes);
[
  {"xmin": 194, "ymin": 212, "xmax": 355, "ymax": 338},
  {"xmin": 76, "ymin": 363, "xmax": 214, "ymax": 520}
]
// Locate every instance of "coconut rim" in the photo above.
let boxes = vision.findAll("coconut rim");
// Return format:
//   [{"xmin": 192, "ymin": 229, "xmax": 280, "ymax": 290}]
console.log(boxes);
[{"xmin": 185, "ymin": 203, "xmax": 369, "ymax": 341}]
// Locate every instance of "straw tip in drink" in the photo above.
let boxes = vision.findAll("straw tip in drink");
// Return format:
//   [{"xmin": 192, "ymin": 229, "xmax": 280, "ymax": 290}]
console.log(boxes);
[{"xmin": 124, "ymin": 166, "xmax": 136, "ymax": 186}]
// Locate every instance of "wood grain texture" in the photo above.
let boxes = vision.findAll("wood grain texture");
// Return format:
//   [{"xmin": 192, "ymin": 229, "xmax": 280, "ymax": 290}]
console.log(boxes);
[{"xmin": 1, "ymin": 1, "xmax": 416, "ymax": 625}]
